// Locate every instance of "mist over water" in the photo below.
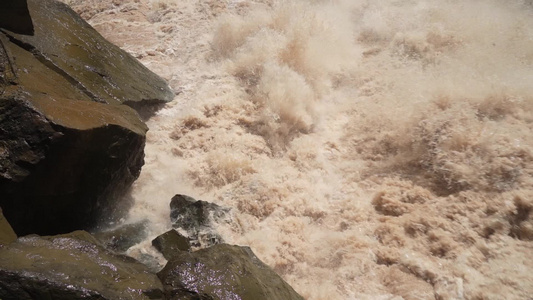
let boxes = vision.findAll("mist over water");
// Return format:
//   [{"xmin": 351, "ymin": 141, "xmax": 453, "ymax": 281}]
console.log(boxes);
[{"xmin": 64, "ymin": 0, "xmax": 533, "ymax": 298}]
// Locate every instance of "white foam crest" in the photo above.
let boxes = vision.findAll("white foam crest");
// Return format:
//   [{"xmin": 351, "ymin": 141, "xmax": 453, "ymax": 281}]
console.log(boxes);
[{"xmin": 211, "ymin": 0, "xmax": 361, "ymax": 151}]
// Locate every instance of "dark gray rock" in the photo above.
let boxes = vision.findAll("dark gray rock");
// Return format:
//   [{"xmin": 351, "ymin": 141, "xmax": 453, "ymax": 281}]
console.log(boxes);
[
  {"xmin": 158, "ymin": 244, "xmax": 304, "ymax": 300},
  {"xmin": 152, "ymin": 229, "xmax": 191, "ymax": 260},
  {"xmin": 0, "ymin": 230, "xmax": 164, "ymax": 300},
  {"xmin": 170, "ymin": 194, "xmax": 217, "ymax": 231},
  {"xmin": 169, "ymin": 195, "xmax": 229, "ymax": 232},
  {"xmin": 169, "ymin": 194, "xmax": 230, "ymax": 249}
]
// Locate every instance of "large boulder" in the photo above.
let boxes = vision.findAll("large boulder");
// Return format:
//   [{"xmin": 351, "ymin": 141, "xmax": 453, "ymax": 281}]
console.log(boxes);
[
  {"xmin": 0, "ymin": 86, "xmax": 147, "ymax": 235},
  {"xmin": 1, "ymin": 0, "xmax": 174, "ymax": 107},
  {"xmin": 0, "ymin": 0, "xmax": 173, "ymax": 235},
  {"xmin": 158, "ymin": 243, "xmax": 304, "ymax": 300},
  {"xmin": 0, "ymin": 230, "xmax": 164, "ymax": 300}
]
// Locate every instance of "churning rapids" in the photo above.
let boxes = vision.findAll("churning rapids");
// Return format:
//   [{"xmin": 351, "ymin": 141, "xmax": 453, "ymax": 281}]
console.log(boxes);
[{"xmin": 63, "ymin": 0, "xmax": 533, "ymax": 299}]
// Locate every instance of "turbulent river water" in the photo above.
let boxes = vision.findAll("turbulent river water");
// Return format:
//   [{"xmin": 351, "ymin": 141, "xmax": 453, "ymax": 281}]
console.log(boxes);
[{"xmin": 64, "ymin": 0, "xmax": 533, "ymax": 299}]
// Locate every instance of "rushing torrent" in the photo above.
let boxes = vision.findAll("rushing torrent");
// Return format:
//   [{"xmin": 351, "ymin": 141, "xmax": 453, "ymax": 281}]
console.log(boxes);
[{"xmin": 63, "ymin": 0, "xmax": 533, "ymax": 299}]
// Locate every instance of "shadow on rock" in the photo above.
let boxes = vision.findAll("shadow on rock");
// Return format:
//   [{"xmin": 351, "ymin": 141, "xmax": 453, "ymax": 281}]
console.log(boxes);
[{"xmin": 0, "ymin": 0, "xmax": 173, "ymax": 236}]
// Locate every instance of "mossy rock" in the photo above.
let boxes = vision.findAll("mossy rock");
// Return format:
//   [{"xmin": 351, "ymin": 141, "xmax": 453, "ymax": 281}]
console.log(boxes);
[
  {"xmin": 1, "ymin": 0, "xmax": 174, "ymax": 107},
  {"xmin": 0, "ymin": 230, "xmax": 164, "ymax": 300}
]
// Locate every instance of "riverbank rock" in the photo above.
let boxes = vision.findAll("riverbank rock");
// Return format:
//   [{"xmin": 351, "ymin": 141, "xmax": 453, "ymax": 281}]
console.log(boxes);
[
  {"xmin": 2, "ymin": 0, "xmax": 174, "ymax": 107},
  {"xmin": 0, "ymin": 0, "xmax": 173, "ymax": 236},
  {"xmin": 0, "ymin": 230, "xmax": 164, "ymax": 300},
  {"xmin": 0, "ymin": 87, "xmax": 147, "ymax": 235},
  {"xmin": 158, "ymin": 243, "xmax": 304, "ymax": 300}
]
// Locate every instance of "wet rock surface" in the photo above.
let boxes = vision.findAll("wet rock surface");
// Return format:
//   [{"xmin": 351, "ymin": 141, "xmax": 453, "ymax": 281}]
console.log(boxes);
[
  {"xmin": 170, "ymin": 194, "xmax": 229, "ymax": 248},
  {"xmin": 0, "ymin": 0, "xmax": 175, "ymax": 236},
  {"xmin": 170, "ymin": 194, "xmax": 222, "ymax": 231},
  {"xmin": 0, "ymin": 206, "xmax": 305, "ymax": 300},
  {"xmin": 145, "ymin": 195, "xmax": 305, "ymax": 300},
  {"xmin": 1, "ymin": 0, "xmax": 174, "ymax": 106},
  {"xmin": 0, "ymin": 195, "xmax": 304, "ymax": 300},
  {"xmin": 0, "ymin": 2, "xmax": 305, "ymax": 299},
  {"xmin": 0, "ymin": 88, "xmax": 147, "ymax": 235},
  {"xmin": 152, "ymin": 229, "xmax": 191, "ymax": 260},
  {"xmin": 0, "ymin": 230, "xmax": 164, "ymax": 300},
  {"xmin": 158, "ymin": 243, "xmax": 304, "ymax": 300}
]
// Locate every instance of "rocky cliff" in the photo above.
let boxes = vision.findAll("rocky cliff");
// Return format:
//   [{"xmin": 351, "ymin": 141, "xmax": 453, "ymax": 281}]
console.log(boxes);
[{"xmin": 0, "ymin": 0, "xmax": 173, "ymax": 235}]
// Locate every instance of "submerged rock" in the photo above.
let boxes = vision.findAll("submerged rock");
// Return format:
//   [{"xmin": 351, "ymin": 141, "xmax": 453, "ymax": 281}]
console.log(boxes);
[
  {"xmin": 0, "ymin": 230, "xmax": 164, "ymax": 300},
  {"xmin": 158, "ymin": 243, "xmax": 304, "ymax": 300},
  {"xmin": 152, "ymin": 229, "xmax": 191, "ymax": 260}
]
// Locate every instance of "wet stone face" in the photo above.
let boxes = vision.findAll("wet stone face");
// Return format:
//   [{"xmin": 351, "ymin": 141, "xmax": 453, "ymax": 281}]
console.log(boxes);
[
  {"xmin": 0, "ymin": 231, "xmax": 164, "ymax": 300},
  {"xmin": 169, "ymin": 194, "xmax": 230, "ymax": 249},
  {"xmin": 152, "ymin": 229, "xmax": 191, "ymax": 260},
  {"xmin": 0, "ymin": 0, "xmax": 173, "ymax": 236},
  {"xmin": 157, "ymin": 244, "xmax": 304, "ymax": 300}
]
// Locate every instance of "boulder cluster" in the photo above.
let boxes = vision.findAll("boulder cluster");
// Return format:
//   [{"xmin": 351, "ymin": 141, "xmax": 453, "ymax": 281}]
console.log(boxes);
[
  {"xmin": 0, "ymin": 1, "xmax": 304, "ymax": 299},
  {"xmin": 0, "ymin": 194, "xmax": 304, "ymax": 300}
]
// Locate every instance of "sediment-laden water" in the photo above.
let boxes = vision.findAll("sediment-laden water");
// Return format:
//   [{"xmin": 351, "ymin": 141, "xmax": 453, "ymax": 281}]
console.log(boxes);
[{"xmin": 63, "ymin": 0, "xmax": 533, "ymax": 299}]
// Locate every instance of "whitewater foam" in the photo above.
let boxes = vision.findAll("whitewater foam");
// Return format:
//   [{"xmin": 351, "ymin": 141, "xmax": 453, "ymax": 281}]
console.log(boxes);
[{"xmin": 62, "ymin": 0, "xmax": 533, "ymax": 298}]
